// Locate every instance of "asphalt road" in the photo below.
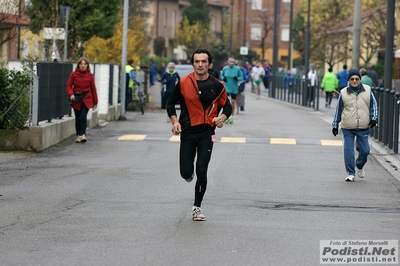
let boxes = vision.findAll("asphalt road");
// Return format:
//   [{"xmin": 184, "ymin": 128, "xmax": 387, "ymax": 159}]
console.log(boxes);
[{"xmin": 1, "ymin": 84, "xmax": 399, "ymax": 266}]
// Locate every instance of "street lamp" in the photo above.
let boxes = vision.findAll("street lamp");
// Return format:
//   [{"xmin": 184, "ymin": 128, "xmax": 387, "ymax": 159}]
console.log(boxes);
[
  {"xmin": 271, "ymin": 0, "xmax": 280, "ymax": 98},
  {"xmin": 60, "ymin": 5, "xmax": 71, "ymax": 61},
  {"xmin": 288, "ymin": 0, "xmax": 294, "ymax": 70},
  {"xmin": 229, "ymin": 0, "xmax": 234, "ymax": 56},
  {"xmin": 241, "ymin": 0, "xmax": 248, "ymax": 64}
]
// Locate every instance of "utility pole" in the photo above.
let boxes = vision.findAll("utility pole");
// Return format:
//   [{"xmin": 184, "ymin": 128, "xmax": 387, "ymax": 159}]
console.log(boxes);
[
  {"xmin": 384, "ymin": 0, "xmax": 395, "ymax": 90},
  {"xmin": 120, "ymin": 0, "xmax": 129, "ymax": 117},
  {"xmin": 60, "ymin": 5, "xmax": 70, "ymax": 61},
  {"xmin": 351, "ymin": 0, "xmax": 362, "ymax": 69},
  {"xmin": 304, "ymin": 0, "xmax": 310, "ymax": 78},
  {"xmin": 229, "ymin": 0, "xmax": 234, "ymax": 56},
  {"xmin": 271, "ymin": 0, "xmax": 280, "ymax": 98},
  {"xmin": 288, "ymin": 0, "xmax": 294, "ymax": 71},
  {"xmin": 241, "ymin": 0, "xmax": 247, "ymax": 64}
]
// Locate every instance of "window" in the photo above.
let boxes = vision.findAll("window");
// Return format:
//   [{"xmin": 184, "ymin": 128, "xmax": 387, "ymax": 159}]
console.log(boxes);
[
  {"xmin": 34, "ymin": 41, "xmax": 39, "ymax": 57},
  {"xmin": 250, "ymin": 24, "xmax": 262, "ymax": 41},
  {"xmin": 23, "ymin": 40, "xmax": 29, "ymax": 58},
  {"xmin": 281, "ymin": 26, "xmax": 289, "ymax": 42},
  {"xmin": 163, "ymin": 9, "xmax": 167, "ymax": 27},
  {"xmin": 211, "ymin": 15, "xmax": 216, "ymax": 32},
  {"xmin": 172, "ymin": 10, "xmax": 176, "ymax": 37},
  {"xmin": 282, "ymin": 0, "xmax": 291, "ymax": 10},
  {"xmin": 251, "ymin": 0, "xmax": 262, "ymax": 10}
]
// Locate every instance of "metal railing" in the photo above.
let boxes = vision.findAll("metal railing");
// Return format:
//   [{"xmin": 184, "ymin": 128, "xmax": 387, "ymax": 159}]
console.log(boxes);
[{"xmin": 270, "ymin": 74, "xmax": 400, "ymax": 154}]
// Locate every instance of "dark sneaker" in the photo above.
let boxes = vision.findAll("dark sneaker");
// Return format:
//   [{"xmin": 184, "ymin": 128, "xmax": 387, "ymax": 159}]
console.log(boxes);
[{"xmin": 184, "ymin": 174, "xmax": 194, "ymax": 182}]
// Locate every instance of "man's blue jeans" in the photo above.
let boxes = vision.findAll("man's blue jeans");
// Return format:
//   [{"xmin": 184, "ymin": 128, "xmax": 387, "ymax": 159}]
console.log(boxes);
[{"xmin": 342, "ymin": 128, "xmax": 370, "ymax": 176}]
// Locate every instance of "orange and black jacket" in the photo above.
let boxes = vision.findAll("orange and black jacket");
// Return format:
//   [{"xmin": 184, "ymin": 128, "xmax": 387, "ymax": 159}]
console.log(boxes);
[{"xmin": 166, "ymin": 72, "xmax": 232, "ymax": 132}]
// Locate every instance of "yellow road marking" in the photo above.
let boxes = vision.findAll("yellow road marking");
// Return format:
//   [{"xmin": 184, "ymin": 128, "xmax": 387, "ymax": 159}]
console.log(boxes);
[
  {"xmin": 118, "ymin": 134, "xmax": 147, "ymax": 141},
  {"xmin": 220, "ymin": 137, "xmax": 246, "ymax": 143},
  {"xmin": 169, "ymin": 136, "xmax": 180, "ymax": 142},
  {"xmin": 270, "ymin": 138, "xmax": 296, "ymax": 145},
  {"xmin": 320, "ymin": 140, "xmax": 343, "ymax": 146}
]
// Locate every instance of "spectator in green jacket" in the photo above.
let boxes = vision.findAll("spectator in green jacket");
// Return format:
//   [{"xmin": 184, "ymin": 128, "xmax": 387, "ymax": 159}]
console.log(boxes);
[
  {"xmin": 360, "ymin": 68, "xmax": 374, "ymax": 87},
  {"xmin": 321, "ymin": 68, "xmax": 338, "ymax": 108}
]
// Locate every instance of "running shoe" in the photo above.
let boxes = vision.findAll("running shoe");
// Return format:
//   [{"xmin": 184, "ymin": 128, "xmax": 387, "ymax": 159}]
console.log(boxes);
[
  {"xmin": 192, "ymin": 206, "xmax": 206, "ymax": 221},
  {"xmin": 75, "ymin": 136, "xmax": 82, "ymax": 143},
  {"xmin": 81, "ymin": 134, "xmax": 87, "ymax": 143},
  {"xmin": 357, "ymin": 168, "xmax": 365, "ymax": 178},
  {"xmin": 345, "ymin": 175, "xmax": 355, "ymax": 182},
  {"xmin": 229, "ymin": 117, "xmax": 233, "ymax": 124}
]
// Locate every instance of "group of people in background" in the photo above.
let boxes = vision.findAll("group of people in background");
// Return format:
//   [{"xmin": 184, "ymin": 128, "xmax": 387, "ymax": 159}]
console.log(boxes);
[{"xmin": 321, "ymin": 64, "xmax": 380, "ymax": 108}]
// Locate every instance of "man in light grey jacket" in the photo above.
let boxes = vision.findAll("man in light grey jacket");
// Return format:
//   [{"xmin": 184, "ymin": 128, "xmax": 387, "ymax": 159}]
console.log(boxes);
[{"xmin": 332, "ymin": 69, "xmax": 378, "ymax": 182}]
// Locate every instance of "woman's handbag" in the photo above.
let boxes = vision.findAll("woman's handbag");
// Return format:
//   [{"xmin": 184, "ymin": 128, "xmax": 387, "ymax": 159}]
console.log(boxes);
[{"xmin": 68, "ymin": 91, "xmax": 88, "ymax": 105}]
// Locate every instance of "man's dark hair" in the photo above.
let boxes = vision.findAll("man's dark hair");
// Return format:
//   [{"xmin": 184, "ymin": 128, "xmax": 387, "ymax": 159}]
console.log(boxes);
[
  {"xmin": 360, "ymin": 68, "xmax": 368, "ymax": 76},
  {"xmin": 127, "ymin": 59, "xmax": 134, "ymax": 65},
  {"xmin": 343, "ymin": 64, "xmax": 347, "ymax": 70},
  {"xmin": 191, "ymin": 48, "xmax": 213, "ymax": 64},
  {"xmin": 328, "ymin": 68, "xmax": 333, "ymax": 72}
]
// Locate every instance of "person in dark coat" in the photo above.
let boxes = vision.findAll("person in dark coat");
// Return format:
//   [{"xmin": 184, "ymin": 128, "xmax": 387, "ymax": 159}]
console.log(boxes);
[
  {"xmin": 367, "ymin": 63, "xmax": 379, "ymax": 88},
  {"xmin": 149, "ymin": 60, "xmax": 157, "ymax": 86},
  {"xmin": 159, "ymin": 62, "xmax": 180, "ymax": 109},
  {"xmin": 208, "ymin": 63, "xmax": 219, "ymax": 80}
]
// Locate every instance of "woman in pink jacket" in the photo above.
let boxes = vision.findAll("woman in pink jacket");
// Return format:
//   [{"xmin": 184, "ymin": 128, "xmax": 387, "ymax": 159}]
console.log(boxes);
[{"xmin": 66, "ymin": 57, "xmax": 98, "ymax": 143}]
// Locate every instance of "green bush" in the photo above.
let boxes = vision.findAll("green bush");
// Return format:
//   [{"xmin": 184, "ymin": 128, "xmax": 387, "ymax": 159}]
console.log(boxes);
[{"xmin": 0, "ymin": 67, "xmax": 31, "ymax": 130}]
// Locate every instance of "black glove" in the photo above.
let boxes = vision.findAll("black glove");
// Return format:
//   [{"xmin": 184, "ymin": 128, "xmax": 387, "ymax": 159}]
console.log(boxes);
[
  {"xmin": 321, "ymin": 87, "xmax": 324, "ymax": 91},
  {"xmin": 234, "ymin": 76, "xmax": 238, "ymax": 81},
  {"xmin": 223, "ymin": 77, "xmax": 227, "ymax": 82},
  {"xmin": 369, "ymin": 120, "xmax": 377, "ymax": 128},
  {"xmin": 332, "ymin": 128, "xmax": 338, "ymax": 136}
]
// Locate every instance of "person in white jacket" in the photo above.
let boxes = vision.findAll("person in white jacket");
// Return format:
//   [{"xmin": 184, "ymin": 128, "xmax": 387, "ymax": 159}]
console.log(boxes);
[
  {"xmin": 250, "ymin": 61, "xmax": 265, "ymax": 99},
  {"xmin": 306, "ymin": 63, "xmax": 318, "ymax": 106}
]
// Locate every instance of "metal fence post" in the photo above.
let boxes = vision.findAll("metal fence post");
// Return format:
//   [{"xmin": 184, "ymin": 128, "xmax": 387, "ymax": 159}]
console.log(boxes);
[
  {"xmin": 388, "ymin": 90, "xmax": 395, "ymax": 149},
  {"xmin": 394, "ymin": 92, "xmax": 400, "ymax": 154},
  {"xmin": 383, "ymin": 88, "xmax": 391, "ymax": 145},
  {"xmin": 371, "ymin": 87, "xmax": 379, "ymax": 138},
  {"xmin": 378, "ymin": 88, "xmax": 385, "ymax": 142}
]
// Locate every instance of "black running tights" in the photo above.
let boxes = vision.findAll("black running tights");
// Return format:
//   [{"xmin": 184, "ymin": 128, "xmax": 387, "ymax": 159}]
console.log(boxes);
[{"xmin": 180, "ymin": 136, "xmax": 214, "ymax": 208}]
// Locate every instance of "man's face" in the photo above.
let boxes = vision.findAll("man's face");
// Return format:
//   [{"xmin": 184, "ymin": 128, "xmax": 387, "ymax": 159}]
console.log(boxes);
[
  {"xmin": 192, "ymin": 53, "xmax": 209, "ymax": 76},
  {"xmin": 228, "ymin": 61, "xmax": 235, "ymax": 67},
  {"xmin": 349, "ymin": 75, "xmax": 360, "ymax": 85}
]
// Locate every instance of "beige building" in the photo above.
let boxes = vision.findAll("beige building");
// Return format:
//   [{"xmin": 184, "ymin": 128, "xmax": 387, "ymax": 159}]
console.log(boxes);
[
  {"xmin": 144, "ymin": 0, "xmax": 301, "ymax": 65},
  {"xmin": 144, "ymin": 0, "xmax": 227, "ymax": 60}
]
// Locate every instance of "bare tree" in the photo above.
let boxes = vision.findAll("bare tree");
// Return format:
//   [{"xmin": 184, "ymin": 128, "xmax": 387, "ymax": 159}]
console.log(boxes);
[
  {"xmin": 359, "ymin": 7, "xmax": 386, "ymax": 65},
  {"xmin": 0, "ymin": 0, "xmax": 28, "ymax": 46},
  {"xmin": 324, "ymin": 32, "xmax": 351, "ymax": 68},
  {"xmin": 258, "ymin": 5, "xmax": 286, "ymax": 61}
]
